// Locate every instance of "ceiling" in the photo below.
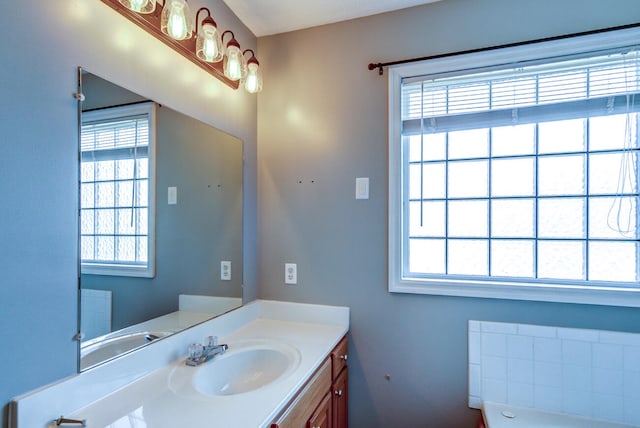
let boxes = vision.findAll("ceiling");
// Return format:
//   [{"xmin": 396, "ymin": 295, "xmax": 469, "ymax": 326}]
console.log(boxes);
[{"xmin": 222, "ymin": 0, "xmax": 444, "ymax": 37}]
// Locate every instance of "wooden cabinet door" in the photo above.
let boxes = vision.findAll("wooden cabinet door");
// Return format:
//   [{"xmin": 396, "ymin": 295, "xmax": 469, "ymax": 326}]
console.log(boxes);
[
  {"xmin": 332, "ymin": 367, "xmax": 348, "ymax": 428},
  {"xmin": 271, "ymin": 358, "xmax": 331, "ymax": 428},
  {"xmin": 308, "ymin": 392, "xmax": 331, "ymax": 428},
  {"xmin": 330, "ymin": 337, "xmax": 348, "ymax": 380}
]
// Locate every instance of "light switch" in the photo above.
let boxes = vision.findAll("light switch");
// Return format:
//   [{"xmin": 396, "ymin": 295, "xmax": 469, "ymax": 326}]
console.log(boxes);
[
  {"xmin": 356, "ymin": 177, "xmax": 369, "ymax": 199},
  {"xmin": 168, "ymin": 187, "xmax": 177, "ymax": 205}
]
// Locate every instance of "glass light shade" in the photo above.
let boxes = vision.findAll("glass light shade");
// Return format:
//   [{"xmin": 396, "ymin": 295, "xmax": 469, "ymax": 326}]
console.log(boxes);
[
  {"xmin": 161, "ymin": 0, "xmax": 193, "ymax": 40},
  {"xmin": 118, "ymin": 0, "xmax": 155, "ymax": 13},
  {"xmin": 196, "ymin": 21, "xmax": 223, "ymax": 63},
  {"xmin": 224, "ymin": 45, "xmax": 246, "ymax": 81},
  {"xmin": 243, "ymin": 61, "xmax": 263, "ymax": 93}
]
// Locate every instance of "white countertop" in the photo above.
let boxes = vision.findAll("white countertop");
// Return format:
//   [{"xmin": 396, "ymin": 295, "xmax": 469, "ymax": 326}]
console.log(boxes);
[
  {"xmin": 72, "ymin": 319, "xmax": 345, "ymax": 427},
  {"xmin": 10, "ymin": 300, "xmax": 349, "ymax": 428}
]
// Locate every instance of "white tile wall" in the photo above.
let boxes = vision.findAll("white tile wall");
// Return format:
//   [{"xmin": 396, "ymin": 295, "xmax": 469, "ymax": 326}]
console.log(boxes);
[
  {"xmin": 81, "ymin": 289, "xmax": 111, "ymax": 341},
  {"xmin": 469, "ymin": 320, "xmax": 640, "ymax": 426}
]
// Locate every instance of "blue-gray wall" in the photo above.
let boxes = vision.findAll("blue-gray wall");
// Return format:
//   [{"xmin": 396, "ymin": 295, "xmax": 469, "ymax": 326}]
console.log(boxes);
[
  {"xmin": 0, "ymin": 1, "xmax": 257, "ymax": 427},
  {"xmin": 257, "ymin": 1, "xmax": 640, "ymax": 426},
  {"xmin": 4, "ymin": 1, "xmax": 640, "ymax": 428}
]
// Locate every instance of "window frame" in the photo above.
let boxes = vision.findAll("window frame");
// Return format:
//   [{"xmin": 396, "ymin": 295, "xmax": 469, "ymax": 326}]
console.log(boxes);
[
  {"xmin": 80, "ymin": 102, "xmax": 157, "ymax": 278},
  {"xmin": 388, "ymin": 26, "xmax": 640, "ymax": 307}
]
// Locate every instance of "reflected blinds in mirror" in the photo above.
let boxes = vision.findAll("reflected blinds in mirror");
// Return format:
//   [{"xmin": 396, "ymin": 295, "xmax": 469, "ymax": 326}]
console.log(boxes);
[{"xmin": 80, "ymin": 103, "xmax": 155, "ymax": 276}]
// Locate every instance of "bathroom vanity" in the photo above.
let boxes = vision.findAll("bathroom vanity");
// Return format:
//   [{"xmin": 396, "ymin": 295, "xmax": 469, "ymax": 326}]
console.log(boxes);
[{"xmin": 10, "ymin": 300, "xmax": 349, "ymax": 428}]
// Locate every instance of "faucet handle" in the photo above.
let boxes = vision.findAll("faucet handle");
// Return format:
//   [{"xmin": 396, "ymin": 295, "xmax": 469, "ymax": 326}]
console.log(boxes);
[
  {"xmin": 207, "ymin": 336, "xmax": 218, "ymax": 347},
  {"xmin": 188, "ymin": 343, "xmax": 204, "ymax": 360}
]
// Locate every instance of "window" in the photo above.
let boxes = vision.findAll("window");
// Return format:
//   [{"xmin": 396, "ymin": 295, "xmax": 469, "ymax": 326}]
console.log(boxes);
[
  {"xmin": 80, "ymin": 103, "xmax": 156, "ymax": 277},
  {"xmin": 388, "ymin": 27, "xmax": 640, "ymax": 306}
]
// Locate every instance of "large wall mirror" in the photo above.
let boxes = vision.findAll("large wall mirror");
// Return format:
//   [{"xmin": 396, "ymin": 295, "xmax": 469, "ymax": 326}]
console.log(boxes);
[{"xmin": 78, "ymin": 68, "xmax": 243, "ymax": 371}]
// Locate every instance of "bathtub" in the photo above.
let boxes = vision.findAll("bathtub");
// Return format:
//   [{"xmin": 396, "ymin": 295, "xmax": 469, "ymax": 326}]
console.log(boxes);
[{"xmin": 482, "ymin": 402, "xmax": 639, "ymax": 428}]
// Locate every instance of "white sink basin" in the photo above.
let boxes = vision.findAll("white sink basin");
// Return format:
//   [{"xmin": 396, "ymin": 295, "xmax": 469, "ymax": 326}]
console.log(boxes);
[
  {"xmin": 170, "ymin": 340, "xmax": 301, "ymax": 397},
  {"xmin": 81, "ymin": 331, "xmax": 173, "ymax": 370}
]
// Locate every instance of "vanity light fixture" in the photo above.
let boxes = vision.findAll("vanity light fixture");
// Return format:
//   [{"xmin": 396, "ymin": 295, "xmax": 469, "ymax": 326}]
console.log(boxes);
[
  {"xmin": 100, "ymin": 0, "xmax": 262, "ymax": 93},
  {"xmin": 222, "ymin": 31, "xmax": 246, "ymax": 81},
  {"xmin": 242, "ymin": 49, "xmax": 263, "ymax": 94}
]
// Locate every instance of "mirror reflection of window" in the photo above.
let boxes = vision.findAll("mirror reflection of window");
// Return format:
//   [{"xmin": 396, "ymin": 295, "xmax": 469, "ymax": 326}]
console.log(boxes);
[{"xmin": 80, "ymin": 102, "xmax": 156, "ymax": 278}]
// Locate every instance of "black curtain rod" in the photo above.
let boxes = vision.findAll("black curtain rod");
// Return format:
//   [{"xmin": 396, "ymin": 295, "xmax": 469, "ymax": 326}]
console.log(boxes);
[{"xmin": 367, "ymin": 22, "xmax": 640, "ymax": 76}]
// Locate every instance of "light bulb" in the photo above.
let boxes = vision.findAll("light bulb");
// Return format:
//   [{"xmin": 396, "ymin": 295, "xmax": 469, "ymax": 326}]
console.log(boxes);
[
  {"xmin": 244, "ymin": 61, "xmax": 262, "ymax": 93},
  {"xmin": 130, "ymin": 0, "xmax": 148, "ymax": 12},
  {"xmin": 224, "ymin": 45, "xmax": 244, "ymax": 81},
  {"xmin": 196, "ymin": 18, "xmax": 223, "ymax": 63},
  {"xmin": 169, "ymin": 5, "xmax": 187, "ymax": 39},
  {"xmin": 161, "ymin": 0, "xmax": 193, "ymax": 40},
  {"xmin": 118, "ymin": 0, "xmax": 155, "ymax": 13},
  {"xmin": 203, "ymin": 30, "xmax": 218, "ymax": 60}
]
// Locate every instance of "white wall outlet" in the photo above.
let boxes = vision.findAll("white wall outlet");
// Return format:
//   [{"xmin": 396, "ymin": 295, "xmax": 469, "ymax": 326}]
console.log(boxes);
[
  {"xmin": 221, "ymin": 261, "xmax": 231, "ymax": 281},
  {"xmin": 285, "ymin": 263, "xmax": 297, "ymax": 284},
  {"xmin": 168, "ymin": 186, "xmax": 177, "ymax": 205}
]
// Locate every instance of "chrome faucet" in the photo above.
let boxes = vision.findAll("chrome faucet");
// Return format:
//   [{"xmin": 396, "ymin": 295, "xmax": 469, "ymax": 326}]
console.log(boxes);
[{"xmin": 186, "ymin": 336, "xmax": 228, "ymax": 366}]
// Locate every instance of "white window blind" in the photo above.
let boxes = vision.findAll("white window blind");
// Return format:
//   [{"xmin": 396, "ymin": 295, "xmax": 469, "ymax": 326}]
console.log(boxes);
[
  {"xmin": 388, "ymin": 26, "xmax": 640, "ymax": 307},
  {"xmin": 80, "ymin": 103, "xmax": 156, "ymax": 278},
  {"xmin": 401, "ymin": 50, "xmax": 640, "ymax": 134}
]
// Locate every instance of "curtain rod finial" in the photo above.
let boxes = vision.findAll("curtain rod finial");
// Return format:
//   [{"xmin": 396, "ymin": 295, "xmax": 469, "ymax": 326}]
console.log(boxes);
[{"xmin": 368, "ymin": 63, "xmax": 384, "ymax": 75}]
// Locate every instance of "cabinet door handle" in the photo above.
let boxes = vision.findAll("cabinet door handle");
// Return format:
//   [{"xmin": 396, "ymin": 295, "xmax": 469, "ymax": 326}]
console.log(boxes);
[
  {"xmin": 334, "ymin": 389, "xmax": 343, "ymax": 397},
  {"xmin": 339, "ymin": 354, "xmax": 348, "ymax": 361}
]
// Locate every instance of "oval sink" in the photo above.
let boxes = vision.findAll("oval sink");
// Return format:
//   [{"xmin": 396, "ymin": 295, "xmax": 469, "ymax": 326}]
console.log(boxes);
[
  {"xmin": 81, "ymin": 331, "xmax": 173, "ymax": 370},
  {"xmin": 189, "ymin": 341, "xmax": 300, "ymax": 396}
]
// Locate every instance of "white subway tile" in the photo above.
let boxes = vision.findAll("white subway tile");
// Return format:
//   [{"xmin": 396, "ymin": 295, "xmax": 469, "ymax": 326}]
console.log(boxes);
[
  {"xmin": 534, "ymin": 337, "xmax": 562, "ymax": 363},
  {"xmin": 468, "ymin": 321, "xmax": 640, "ymax": 421},
  {"xmin": 534, "ymin": 385, "xmax": 563, "ymax": 412},
  {"xmin": 563, "ymin": 388, "xmax": 593, "ymax": 418},
  {"xmin": 534, "ymin": 361, "xmax": 562, "ymax": 387},
  {"xmin": 483, "ymin": 378, "xmax": 507, "ymax": 403},
  {"xmin": 593, "ymin": 343, "xmax": 624, "ymax": 369},
  {"xmin": 623, "ymin": 395, "xmax": 640, "ymax": 425},
  {"xmin": 593, "ymin": 368, "xmax": 624, "ymax": 395},
  {"xmin": 482, "ymin": 332, "xmax": 507, "ymax": 357},
  {"xmin": 623, "ymin": 370, "xmax": 640, "ymax": 398},
  {"xmin": 469, "ymin": 320, "xmax": 481, "ymax": 332},
  {"xmin": 469, "ymin": 363, "xmax": 481, "ymax": 396},
  {"xmin": 508, "ymin": 358, "xmax": 533, "ymax": 384},
  {"xmin": 600, "ymin": 331, "xmax": 640, "ymax": 347},
  {"xmin": 468, "ymin": 395, "xmax": 482, "ymax": 409},
  {"xmin": 482, "ymin": 356, "xmax": 507, "ymax": 380},
  {"xmin": 557, "ymin": 327, "xmax": 599, "ymax": 342},
  {"xmin": 469, "ymin": 331, "xmax": 481, "ymax": 364},
  {"xmin": 593, "ymin": 392, "xmax": 624, "ymax": 422},
  {"xmin": 562, "ymin": 339, "xmax": 591, "ymax": 367},
  {"xmin": 507, "ymin": 382, "xmax": 534, "ymax": 408},
  {"xmin": 481, "ymin": 321, "xmax": 518, "ymax": 334},
  {"xmin": 623, "ymin": 346, "xmax": 640, "ymax": 372},
  {"xmin": 563, "ymin": 364, "xmax": 592, "ymax": 391},
  {"xmin": 519, "ymin": 324, "xmax": 557, "ymax": 338},
  {"xmin": 507, "ymin": 335, "xmax": 533, "ymax": 360}
]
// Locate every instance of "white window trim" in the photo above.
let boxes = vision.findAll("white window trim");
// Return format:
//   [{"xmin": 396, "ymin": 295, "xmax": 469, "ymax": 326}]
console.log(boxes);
[
  {"xmin": 81, "ymin": 102, "xmax": 157, "ymax": 278},
  {"xmin": 388, "ymin": 26, "xmax": 640, "ymax": 307}
]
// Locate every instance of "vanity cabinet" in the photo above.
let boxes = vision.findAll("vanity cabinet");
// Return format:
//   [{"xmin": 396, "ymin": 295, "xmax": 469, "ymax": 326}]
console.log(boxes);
[{"xmin": 271, "ymin": 336, "xmax": 348, "ymax": 428}]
